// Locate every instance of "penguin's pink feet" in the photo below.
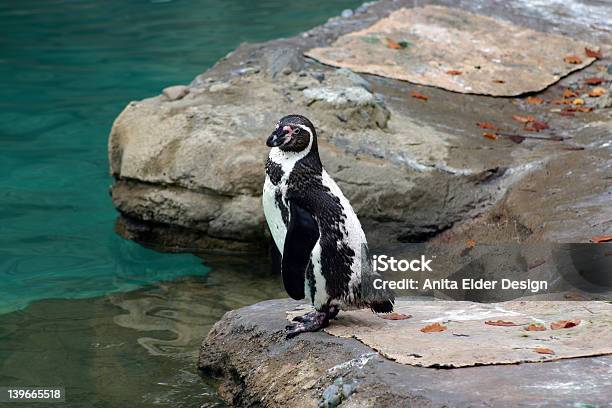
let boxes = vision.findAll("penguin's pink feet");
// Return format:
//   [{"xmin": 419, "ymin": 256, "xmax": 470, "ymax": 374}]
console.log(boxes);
[{"xmin": 286, "ymin": 306, "xmax": 339, "ymax": 339}]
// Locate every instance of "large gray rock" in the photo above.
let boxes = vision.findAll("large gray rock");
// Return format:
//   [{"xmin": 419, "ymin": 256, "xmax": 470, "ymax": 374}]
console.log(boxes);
[
  {"xmin": 198, "ymin": 298, "xmax": 612, "ymax": 407},
  {"xmin": 108, "ymin": 0, "xmax": 612, "ymax": 252}
]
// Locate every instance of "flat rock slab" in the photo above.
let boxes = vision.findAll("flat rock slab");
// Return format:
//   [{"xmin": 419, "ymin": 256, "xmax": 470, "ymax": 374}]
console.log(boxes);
[
  {"xmin": 200, "ymin": 298, "xmax": 612, "ymax": 407},
  {"xmin": 306, "ymin": 5, "xmax": 597, "ymax": 96},
  {"xmin": 288, "ymin": 300, "xmax": 612, "ymax": 367}
]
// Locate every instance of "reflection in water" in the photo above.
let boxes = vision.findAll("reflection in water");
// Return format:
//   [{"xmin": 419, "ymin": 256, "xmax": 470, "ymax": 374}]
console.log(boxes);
[{"xmin": 0, "ymin": 257, "xmax": 286, "ymax": 407}]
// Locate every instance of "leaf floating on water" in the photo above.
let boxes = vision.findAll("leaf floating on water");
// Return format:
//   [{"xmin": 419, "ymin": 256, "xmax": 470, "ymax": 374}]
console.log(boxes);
[
  {"xmin": 476, "ymin": 122, "xmax": 499, "ymax": 130},
  {"xmin": 512, "ymin": 115, "xmax": 535, "ymax": 123},
  {"xmin": 410, "ymin": 91, "xmax": 428, "ymax": 101},
  {"xmin": 585, "ymin": 47, "xmax": 602, "ymax": 59},
  {"xmin": 590, "ymin": 236, "xmax": 612, "ymax": 243},
  {"xmin": 485, "ymin": 320, "xmax": 520, "ymax": 327},
  {"xmin": 564, "ymin": 55, "xmax": 582, "ymax": 64},
  {"xmin": 584, "ymin": 77, "xmax": 604, "ymax": 85},
  {"xmin": 482, "ymin": 132, "xmax": 498, "ymax": 140},
  {"xmin": 385, "ymin": 37, "xmax": 404, "ymax": 49},
  {"xmin": 420, "ymin": 323, "xmax": 447, "ymax": 333},
  {"xmin": 526, "ymin": 96, "xmax": 544, "ymax": 105},
  {"xmin": 525, "ymin": 324, "xmax": 546, "ymax": 331},
  {"xmin": 380, "ymin": 312, "xmax": 412, "ymax": 320},
  {"xmin": 534, "ymin": 347, "xmax": 555, "ymax": 355},
  {"xmin": 550, "ymin": 319, "xmax": 581, "ymax": 330},
  {"xmin": 446, "ymin": 70, "xmax": 462, "ymax": 75},
  {"xmin": 588, "ymin": 87, "xmax": 607, "ymax": 97}
]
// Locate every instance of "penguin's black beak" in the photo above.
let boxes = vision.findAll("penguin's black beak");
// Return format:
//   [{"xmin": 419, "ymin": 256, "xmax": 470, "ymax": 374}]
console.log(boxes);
[{"xmin": 266, "ymin": 129, "xmax": 288, "ymax": 147}]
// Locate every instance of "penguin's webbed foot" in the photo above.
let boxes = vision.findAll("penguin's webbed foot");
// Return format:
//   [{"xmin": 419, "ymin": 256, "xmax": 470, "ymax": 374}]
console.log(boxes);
[{"xmin": 286, "ymin": 307, "xmax": 339, "ymax": 339}]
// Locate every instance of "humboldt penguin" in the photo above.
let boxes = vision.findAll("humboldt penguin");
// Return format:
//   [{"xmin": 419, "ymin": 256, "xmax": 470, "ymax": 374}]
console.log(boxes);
[{"xmin": 262, "ymin": 114, "xmax": 394, "ymax": 338}]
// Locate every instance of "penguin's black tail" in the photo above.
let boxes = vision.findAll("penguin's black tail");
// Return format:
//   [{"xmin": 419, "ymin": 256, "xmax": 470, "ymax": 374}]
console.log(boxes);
[{"xmin": 370, "ymin": 299, "xmax": 394, "ymax": 314}]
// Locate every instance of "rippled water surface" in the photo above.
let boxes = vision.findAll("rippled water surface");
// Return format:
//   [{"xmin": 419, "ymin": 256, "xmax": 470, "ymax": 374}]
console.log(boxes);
[{"xmin": 0, "ymin": 0, "xmax": 362, "ymax": 406}]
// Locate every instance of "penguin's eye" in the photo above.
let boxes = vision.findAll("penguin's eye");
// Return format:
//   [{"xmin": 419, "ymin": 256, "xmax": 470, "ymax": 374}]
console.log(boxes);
[{"xmin": 293, "ymin": 127, "xmax": 301, "ymax": 135}]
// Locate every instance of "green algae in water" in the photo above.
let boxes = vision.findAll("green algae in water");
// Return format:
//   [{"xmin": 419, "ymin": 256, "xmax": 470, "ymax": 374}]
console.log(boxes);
[{"xmin": 0, "ymin": 0, "xmax": 362, "ymax": 311}]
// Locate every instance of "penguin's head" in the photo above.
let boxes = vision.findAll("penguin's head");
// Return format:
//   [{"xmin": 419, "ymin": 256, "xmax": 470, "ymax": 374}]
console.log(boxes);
[{"xmin": 267, "ymin": 114, "xmax": 316, "ymax": 153}]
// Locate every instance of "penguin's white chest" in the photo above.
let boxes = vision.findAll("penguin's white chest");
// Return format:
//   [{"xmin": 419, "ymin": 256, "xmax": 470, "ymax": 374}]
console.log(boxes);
[{"xmin": 262, "ymin": 175, "xmax": 287, "ymax": 251}]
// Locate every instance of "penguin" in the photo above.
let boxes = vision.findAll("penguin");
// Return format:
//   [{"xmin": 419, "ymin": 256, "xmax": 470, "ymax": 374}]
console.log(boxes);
[{"xmin": 262, "ymin": 114, "xmax": 394, "ymax": 338}]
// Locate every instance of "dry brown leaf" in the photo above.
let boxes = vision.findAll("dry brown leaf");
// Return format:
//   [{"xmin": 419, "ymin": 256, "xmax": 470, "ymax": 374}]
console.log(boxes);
[
  {"xmin": 584, "ymin": 77, "xmax": 604, "ymax": 86},
  {"xmin": 528, "ymin": 259, "xmax": 546, "ymax": 270},
  {"xmin": 512, "ymin": 115, "xmax": 535, "ymax": 123},
  {"xmin": 563, "ymin": 89, "xmax": 578, "ymax": 98},
  {"xmin": 526, "ymin": 96, "xmax": 544, "ymax": 104},
  {"xmin": 564, "ymin": 55, "xmax": 582, "ymax": 64},
  {"xmin": 564, "ymin": 292, "xmax": 589, "ymax": 300},
  {"xmin": 563, "ymin": 106, "xmax": 592, "ymax": 113},
  {"xmin": 552, "ymin": 99, "xmax": 573, "ymax": 105},
  {"xmin": 550, "ymin": 319, "xmax": 581, "ymax": 330},
  {"xmin": 385, "ymin": 37, "xmax": 403, "ymax": 49},
  {"xmin": 410, "ymin": 91, "xmax": 428, "ymax": 101},
  {"xmin": 466, "ymin": 239, "xmax": 477, "ymax": 248},
  {"xmin": 525, "ymin": 324, "xmax": 546, "ymax": 331},
  {"xmin": 572, "ymin": 98, "xmax": 585, "ymax": 105},
  {"xmin": 446, "ymin": 70, "xmax": 462, "ymax": 75},
  {"xmin": 420, "ymin": 323, "xmax": 447, "ymax": 333},
  {"xmin": 476, "ymin": 122, "xmax": 499, "ymax": 130},
  {"xmin": 482, "ymin": 132, "xmax": 497, "ymax": 140},
  {"xmin": 585, "ymin": 47, "xmax": 603, "ymax": 59},
  {"xmin": 534, "ymin": 347, "xmax": 555, "ymax": 355},
  {"xmin": 590, "ymin": 236, "xmax": 612, "ymax": 243},
  {"xmin": 508, "ymin": 135, "xmax": 526, "ymax": 144},
  {"xmin": 589, "ymin": 87, "xmax": 607, "ymax": 97},
  {"xmin": 380, "ymin": 312, "xmax": 412, "ymax": 320},
  {"xmin": 524, "ymin": 120, "xmax": 549, "ymax": 132},
  {"xmin": 485, "ymin": 320, "xmax": 520, "ymax": 327},
  {"xmin": 492, "ymin": 79, "xmax": 505, "ymax": 84}
]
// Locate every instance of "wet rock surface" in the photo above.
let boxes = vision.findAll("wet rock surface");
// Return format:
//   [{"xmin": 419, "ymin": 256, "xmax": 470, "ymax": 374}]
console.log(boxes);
[
  {"xmin": 108, "ymin": 0, "xmax": 611, "ymax": 253},
  {"xmin": 198, "ymin": 298, "xmax": 612, "ymax": 407}
]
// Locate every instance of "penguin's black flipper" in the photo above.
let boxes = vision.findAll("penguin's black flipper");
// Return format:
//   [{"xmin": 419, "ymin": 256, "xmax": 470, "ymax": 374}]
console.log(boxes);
[
  {"xmin": 282, "ymin": 202, "xmax": 319, "ymax": 300},
  {"xmin": 269, "ymin": 242, "xmax": 282, "ymax": 276}
]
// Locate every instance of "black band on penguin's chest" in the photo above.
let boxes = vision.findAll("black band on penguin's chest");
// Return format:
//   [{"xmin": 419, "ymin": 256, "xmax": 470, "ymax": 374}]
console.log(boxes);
[{"xmin": 265, "ymin": 159, "xmax": 283, "ymax": 185}]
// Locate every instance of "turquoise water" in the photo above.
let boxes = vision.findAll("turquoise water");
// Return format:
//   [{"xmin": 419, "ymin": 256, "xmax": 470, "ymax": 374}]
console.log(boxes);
[{"xmin": 0, "ymin": 0, "xmax": 362, "ymax": 313}]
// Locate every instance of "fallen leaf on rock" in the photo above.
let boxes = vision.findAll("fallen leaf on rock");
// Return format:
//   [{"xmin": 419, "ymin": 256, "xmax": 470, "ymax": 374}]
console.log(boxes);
[
  {"xmin": 572, "ymin": 98, "xmax": 585, "ymax": 105},
  {"xmin": 492, "ymin": 79, "xmax": 505, "ymax": 84},
  {"xmin": 524, "ymin": 120, "xmax": 549, "ymax": 132},
  {"xmin": 552, "ymin": 99, "xmax": 573, "ymax": 105},
  {"xmin": 482, "ymin": 132, "xmax": 498, "ymax": 140},
  {"xmin": 446, "ymin": 70, "xmax": 462, "ymax": 75},
  {"xmin": 526, "ymin": 96, "xmax": 544, "ymax": 104},
  {"xmin": 410, "ymin": 91, "xmax": 428, "ymax": 101},
  {"xmin": 476, "ymin": 122, "xmax": 498, "ymax": 130},
  {"xmin": 485, "ymin": 320, "xmax": 520, "ymax": 327},
  {"xmin": 564, "ymin": 292, "xmax": 589, "ymax": 300},
  {"xmin": 585, "ymin": 47, "xmax": 602, "ymax": 59},
  {"xmin": 564, "ymin": 55, "xmax": 582, "ymax": 64},
  {"xmin": 589, "ymin": 87, "xmax": 607, "ymax": 97},
  {"xmin": 534, "ymin": 347, "xmax": 555, "ymax": 355},
  {"xmin": 590, "ymin": 236, "xmax": 612, "ymax": 243},
  {"xmin": 525, "ymin": 324, "xmax": 546, "ymax": 331},
  {"xmin": 380, "ymin": 312, "xmax": 412, "ymax": 320},
  {"xmin": 420, "ymin": 323, "xmax": 447, "ymax": 333},
  {"xmin": 550, "ymin": 319, "xmax": 581, "ymax": 330},
  {"xmin": 508, "ymin": 135, "xmax": 526, "ymax": 144},
  {"xmin": 512, "ymin": 115, "xmax": 535, "ymax": 123},
  {"xmin": 563, "ymin": 89, "xmax": 578, "ymax": 98},
  {"xmin": 385, "ymin": 37, "xmax": 404, "ymax": 49},
  {"xmin": 460, "ymin": 239, "xmax": 477, "ymax": 256},
  {"xmin": 528, "ymin": 259, "xmax": 546, "ymax": 270},
  {"xmin": 584, "ymin": 77, "xmax": 604, "ymax": 85},
  {"xmin": 563, "ymin": 106, "xmax": 593, "ymax": 113}
]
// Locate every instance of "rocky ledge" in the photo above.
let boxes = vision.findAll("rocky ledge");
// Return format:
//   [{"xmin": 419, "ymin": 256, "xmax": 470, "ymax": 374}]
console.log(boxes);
[
  {"xmin": 198, "ymin": 298, "xmax": 612, "ymax": 407},
  {"xmin": 108, "ymin": 0, "xmax": 612, "ymax": 253}
]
